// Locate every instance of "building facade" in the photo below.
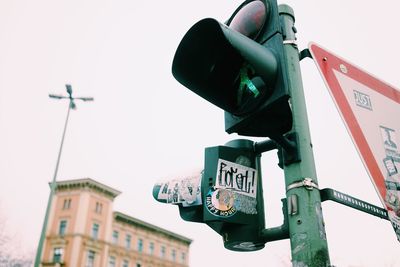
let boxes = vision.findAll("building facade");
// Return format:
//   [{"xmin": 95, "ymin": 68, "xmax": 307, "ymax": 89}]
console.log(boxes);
[{"xmin": 40, "ymin": 178, "xmax": 191, "ymax": 267}]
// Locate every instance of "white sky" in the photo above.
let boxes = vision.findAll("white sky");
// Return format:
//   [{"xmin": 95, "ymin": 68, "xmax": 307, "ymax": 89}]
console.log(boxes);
[{"xmin": 0, "ymin": 0, "xmax": 399, "ymax": 266}]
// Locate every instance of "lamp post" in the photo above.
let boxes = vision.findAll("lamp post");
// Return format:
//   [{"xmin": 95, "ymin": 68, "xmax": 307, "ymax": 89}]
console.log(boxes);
[{"xmin": 34, "ymin": 84, "xmax": 94, "ymax": 267}]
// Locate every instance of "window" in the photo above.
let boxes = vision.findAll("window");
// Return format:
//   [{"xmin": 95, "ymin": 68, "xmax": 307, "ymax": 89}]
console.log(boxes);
[
  {"xmin": 112, "ymin": 230, "xmax": 119, "ymax": 244},
  {"xmin": 181, "ymin": 252, "xmax": 186, "ymax": 263},
  {"xmin": 63, "ymin": 198, "xmax": 71, "ymax": 209},
  {"xmin": 95, "ymin": 202, "xmax": 102, "ymax": 214},
  {"xmin": 171, "ymin": 249, "xmax": 176, "ymax": 262},
  {"xmin": 137, "ymin": 238, "xmax": 143, "ymax": 252},
  {"xmin": 122, "ymin": 259, "xmax": 129, "ymax": 267},
  {"xmin": 160, "ymin": 246, "xmax": 166, "ymax": 258},
  {"xmin": 108, "ymin": 256, "xmax": 116, "ymax": 267},
  {"xmin": 149, "ymin": 242, "xmax": 154, "ymax": 255},
  {"xmin": 125, "ymin": 234, "xmax": 131, "ymax": 249},
  {"xmin": 92, "ymin": 223, "xmax": 99, "ymax": 239},
  {"xmin": 53, "ymin": 248, "xmax": 63, "ymax": 263},
  {"xmin": 58, "ymin": 220, "xmax": 67, "ymax": 236},
  {"xmin": 86, "ymin": 250, "xmax": 95, "ymax": 267}
]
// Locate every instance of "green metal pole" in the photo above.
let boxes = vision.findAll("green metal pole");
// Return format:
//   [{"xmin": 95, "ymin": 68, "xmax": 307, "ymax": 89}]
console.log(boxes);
[{"xmin": 279, "ymin": 5, "xmax": 331, "ymax": 267}]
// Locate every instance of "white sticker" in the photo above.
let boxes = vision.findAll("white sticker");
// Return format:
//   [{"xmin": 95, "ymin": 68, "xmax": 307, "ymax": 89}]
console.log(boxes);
[
  {"xmin": 156, "ymin": 170, "xmax": 202, "ymax": 206},
  {"xmin": 215, "ymin": 159, "xmax": 257, "ymax": 198}
]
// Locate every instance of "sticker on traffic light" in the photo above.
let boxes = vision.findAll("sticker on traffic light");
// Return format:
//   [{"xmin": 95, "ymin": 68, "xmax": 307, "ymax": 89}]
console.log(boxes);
[
  {"xmin": 153, "ymin": 170, "xmax": 203, "ymax": 207},
  {"xmin": 215, "ymin": 158, "xmax": 257, "ymax": 198},
  {"xmin": 208, "ymin": 156, "xmax": 258, "ymax": 217},
  {"xmin": 205, "ymin": 188, "xmax": 237, "ymax": 217}
]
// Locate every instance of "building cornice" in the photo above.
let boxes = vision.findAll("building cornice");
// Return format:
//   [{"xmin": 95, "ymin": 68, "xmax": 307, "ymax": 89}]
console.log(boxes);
[
  {"xmin": 53, "ymin": 178, "xmax": 121, "ymax": 199},
  {"xmin": 113, "ymin": 211, "xmax": 192, "ymax": 245}
]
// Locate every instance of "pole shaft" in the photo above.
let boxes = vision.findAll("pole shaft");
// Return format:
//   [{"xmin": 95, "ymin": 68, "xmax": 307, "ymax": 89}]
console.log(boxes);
[
  {"xmin": 34, "ymin": 101, "xmax": 72, "ymax": 267},
  {"xmin": 279, "ymin": 5, "xmax": 331, "ymax": 267}
]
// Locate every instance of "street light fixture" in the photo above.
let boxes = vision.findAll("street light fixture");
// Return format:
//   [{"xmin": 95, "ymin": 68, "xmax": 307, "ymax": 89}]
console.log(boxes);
[{"xmin": 34, "ymin": 84, "xmax": 94, "ymax": 267}]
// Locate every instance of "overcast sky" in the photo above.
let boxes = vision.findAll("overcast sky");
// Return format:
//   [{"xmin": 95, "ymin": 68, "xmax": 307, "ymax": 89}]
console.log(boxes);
[{"xmin": 0, "ymin": 0, "xmax": 399, "ymax": 266}]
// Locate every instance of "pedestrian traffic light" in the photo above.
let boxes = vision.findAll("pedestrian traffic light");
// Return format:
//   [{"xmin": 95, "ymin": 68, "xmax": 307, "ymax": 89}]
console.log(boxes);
[
  {"xmin": 172, "ymin": 0, "xmax": 292, "ymax": 137},
  {"xmin": 153, "ymin": 139, "xmax": 266, "ymax": 251},
  {"xmin": 202, "ymin": 139, "xmax": 265, "ymax": 251}
]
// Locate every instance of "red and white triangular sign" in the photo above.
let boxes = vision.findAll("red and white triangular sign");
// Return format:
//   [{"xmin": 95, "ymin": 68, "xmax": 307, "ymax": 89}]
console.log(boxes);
[{"xmin": 309, "ymin": 42, "xmax": 400, "ymax": 240}]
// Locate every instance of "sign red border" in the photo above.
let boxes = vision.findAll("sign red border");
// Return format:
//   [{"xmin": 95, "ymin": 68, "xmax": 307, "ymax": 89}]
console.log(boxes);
[{"xmin": 309, "ymin": 42, "xmax": 400, "ymax": 202}]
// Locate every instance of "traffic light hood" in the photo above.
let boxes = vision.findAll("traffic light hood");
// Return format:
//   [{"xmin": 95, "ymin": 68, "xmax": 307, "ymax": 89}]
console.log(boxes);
[
  {"xmin": 172, "ymin": 17, "xmax": 293, "ymax": 137},
  {"xmin": 172, "ymin": 18, "xmax": 278, "ymax": 115}
]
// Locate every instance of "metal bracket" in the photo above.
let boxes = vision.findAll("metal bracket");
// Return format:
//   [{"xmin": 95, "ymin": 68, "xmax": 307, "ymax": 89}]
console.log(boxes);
[
  {"xmin": 299, "ymin": 48, "xmax": 312, "ymax": 61},
  {"xmin": 283, "ymin": 39, "xmax": 297, "ymax": 46},
  {"xmin": 287, "ymin": 177, "xmax": 319, "ymax": 192},
  {"xmin": 320, "ymin": 188, "xmax": 389, "ymax": 220},
  {"xmin": 253, "ymin": 139, "xmax": 278, "ymax": 154},
  {"xmin": 261, "ymin": 198, "xmax": 290, "ymax": 242},
  {"xmin": 273, "ymin": 132, "xmax": 301, "ymax": 167}
]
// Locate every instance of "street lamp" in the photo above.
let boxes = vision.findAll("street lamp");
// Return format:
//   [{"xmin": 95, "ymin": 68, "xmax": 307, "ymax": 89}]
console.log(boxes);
[{"xmin": 34, "ymin": 84, "xmax": 94, "ymax": 267}]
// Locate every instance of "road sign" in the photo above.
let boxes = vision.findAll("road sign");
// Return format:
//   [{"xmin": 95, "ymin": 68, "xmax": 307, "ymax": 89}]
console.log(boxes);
[{"xmin": 309, "ymin": 42, "xmax": 400, "ymax": 241}]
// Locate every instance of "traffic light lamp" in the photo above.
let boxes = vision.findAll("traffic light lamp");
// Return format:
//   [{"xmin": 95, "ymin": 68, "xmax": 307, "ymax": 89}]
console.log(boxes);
[
  {"xmin": 172, "ymin": 0, "xmax": 292, "ymax": 137},
  {"xmin": 153, "ymin": 140, "xmax": 266, "ymax": 251}
]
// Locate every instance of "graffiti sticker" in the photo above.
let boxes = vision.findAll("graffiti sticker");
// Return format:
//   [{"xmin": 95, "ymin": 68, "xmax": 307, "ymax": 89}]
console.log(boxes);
[
  {"xmin": 381, "ymin": 126, "xmax": 398, "ymax": 152},
  {"xmin": 155, "ymin": 170, "xmax": 202, "ymax": 206},
  {"xmin": 215, "ymin": 159, "xmax": 257, "ymax": 198},
  {"xmin": 205, "ymin": 188, "xmax": 237, "ymax": 217},
  {"xmin": 380, "ymin": 126, "xmax": 400, "ymax": 239}
]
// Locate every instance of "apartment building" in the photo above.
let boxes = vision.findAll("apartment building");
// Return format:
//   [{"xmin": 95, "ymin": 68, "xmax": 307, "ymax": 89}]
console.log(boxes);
[{"xmin": 40, "ymin": 178, "xmax": 191, "ymax": 267}]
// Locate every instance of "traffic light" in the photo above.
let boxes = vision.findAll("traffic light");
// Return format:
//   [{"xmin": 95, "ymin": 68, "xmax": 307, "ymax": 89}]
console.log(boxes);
[
  {"xmin": 202, "ymin": 139, "xmax": 265, "ymax": 251},
  {"xmin": 153, "ymin": 139, "xmax": 266, "ymax": 251},
  {"xmin": 172, "ymin": 0, "xmax": 292, "ymax": 137}
]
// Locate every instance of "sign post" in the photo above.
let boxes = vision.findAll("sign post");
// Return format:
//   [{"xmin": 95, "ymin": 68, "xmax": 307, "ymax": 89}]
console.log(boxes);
[
  {"xmin": 279, "ymin": 8, "xmax": 331, "ymax": 266},
  {"xmin": 310, "ymin": 42, "xmax": 400, "ymax": 240}
]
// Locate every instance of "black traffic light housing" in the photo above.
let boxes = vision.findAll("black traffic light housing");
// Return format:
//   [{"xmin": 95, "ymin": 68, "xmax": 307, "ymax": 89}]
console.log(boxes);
[
  {"xmin": 155, "ymin": 0, "xmax": 294, "ymax": 253},
  {"xmin": 153, "ymin": 140, "xmax": 266, "ymax": 251},
  {"xmin": 202, "ymin": 139, "xmax": 265, "ymax": 251},
  {"xmin": 172, "ymin": 0, "xmax": 292, "ymax": 137}
]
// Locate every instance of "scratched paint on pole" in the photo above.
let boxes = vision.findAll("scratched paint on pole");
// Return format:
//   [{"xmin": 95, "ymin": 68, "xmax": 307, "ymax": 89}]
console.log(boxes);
[{"xmin": 310, "ymin": 42, "xmax": 400, "ymax": 240}]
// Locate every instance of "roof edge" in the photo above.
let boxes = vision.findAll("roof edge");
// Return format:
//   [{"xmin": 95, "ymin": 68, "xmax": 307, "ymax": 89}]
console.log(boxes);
[
  {"xmin": 54, "ymin": 178, "xmax": 122, "ymax": 199},
  {"xmin": 113, "ymin": 211, "xmax": 192, "ymax": 245}
]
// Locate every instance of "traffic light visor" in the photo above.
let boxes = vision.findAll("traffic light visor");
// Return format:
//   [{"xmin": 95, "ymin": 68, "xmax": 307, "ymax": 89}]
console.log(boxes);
[
  {"xmin": 172, "ymin": 18, "xmax": 278, "ymax": 115},
  {"xmin": 172, "ymin": 18, "xmax": 242, "ymax": 113}
]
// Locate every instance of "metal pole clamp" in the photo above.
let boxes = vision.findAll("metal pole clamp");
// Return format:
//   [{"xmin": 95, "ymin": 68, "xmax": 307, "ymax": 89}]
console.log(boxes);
[{"xmin": 287, "ymin": 178, "xmax": 319, "ymax": 192}]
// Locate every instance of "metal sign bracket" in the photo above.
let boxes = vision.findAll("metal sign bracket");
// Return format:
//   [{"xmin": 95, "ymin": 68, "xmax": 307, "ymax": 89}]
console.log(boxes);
[{"xmin": 320, "ymin": 188, "xmax": 389, "ymax": 220}]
